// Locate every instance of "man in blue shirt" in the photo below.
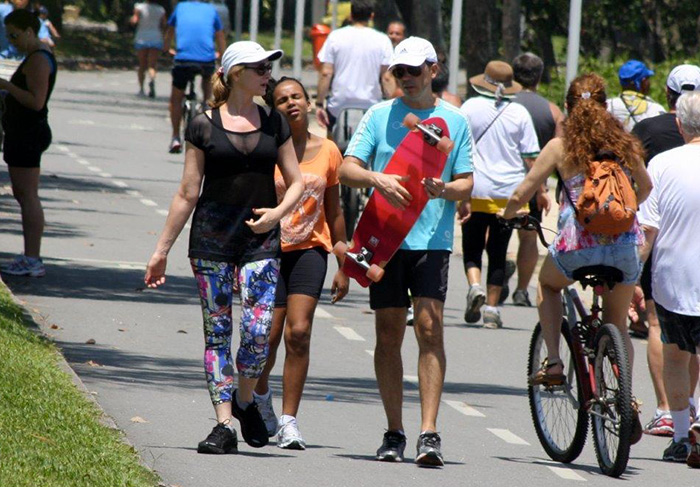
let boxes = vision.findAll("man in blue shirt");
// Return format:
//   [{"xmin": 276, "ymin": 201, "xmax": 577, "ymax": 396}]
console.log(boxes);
[
  {"xmin": 163, "ymin": 0, "xmax": 226, "ymax": 153},
  {"xmin": 0, "ymin": 0, "xmax": 14, "ymax": 58},
  {"xmin": 340, "ymin": 37, "xmax": 473, "ymax": 468}
]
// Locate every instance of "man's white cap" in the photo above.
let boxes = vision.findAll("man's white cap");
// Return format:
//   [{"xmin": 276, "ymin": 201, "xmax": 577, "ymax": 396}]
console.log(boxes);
[
  {"xmin": 667, "ymin": 64, "xmax": 700, "ymax": 93},
  {"xmin": 220, "ymin": 41, "xmax": 283, "ymax": 77},
  {"xmin": 388, "ymin": 36, "xmax": 438, "ymax": 71}
]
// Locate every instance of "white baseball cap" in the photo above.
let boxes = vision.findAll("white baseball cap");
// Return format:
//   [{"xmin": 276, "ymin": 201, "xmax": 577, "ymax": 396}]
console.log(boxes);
[
  {"xmin": 667, "ymin": 64, "xmax": 700, "ymax": 93},
  {"xmin": 388, "ymin": 36, "xmax": 438, "ymax": 71},
  {"xmin": 220, "ymin": 41, "xmax": 283, "ymax": 77}
]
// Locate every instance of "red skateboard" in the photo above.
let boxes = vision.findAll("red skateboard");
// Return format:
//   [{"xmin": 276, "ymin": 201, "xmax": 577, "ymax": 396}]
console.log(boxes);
[{"xmin": 334, "ymin": 114, "xmax": 454, "ymax": 288}]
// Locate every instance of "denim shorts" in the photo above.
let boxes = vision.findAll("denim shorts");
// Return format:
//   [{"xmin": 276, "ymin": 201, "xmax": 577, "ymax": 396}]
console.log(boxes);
[
  {"xmin": 549, "ymin": 243, "xmax": 641, "ymax": 285},
  {"xmin": 134, "ymin": 40, "xmax": 163, "ymax": 50}
]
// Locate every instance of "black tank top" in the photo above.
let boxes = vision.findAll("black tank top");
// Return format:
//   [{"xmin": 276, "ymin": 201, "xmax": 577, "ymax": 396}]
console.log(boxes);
[
  {"xmin": 3, "ymin": 49, "xmax": 57, "ymax": 131},
  {"xmin": 513, "ymin": 91, "xmax": 556, "ymax": 149}
]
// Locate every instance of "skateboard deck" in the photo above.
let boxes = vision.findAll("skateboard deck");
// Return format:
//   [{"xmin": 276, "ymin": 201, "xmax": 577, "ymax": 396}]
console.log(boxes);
[{"xmin": 336, "ymin": 115, "xmax": 452, "ymax": 288}]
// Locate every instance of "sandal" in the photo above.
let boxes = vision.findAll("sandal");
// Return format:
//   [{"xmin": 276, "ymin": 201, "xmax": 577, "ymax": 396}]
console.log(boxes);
[
  {"xmin": 631, "ymin": 397, "xmax": 643, "ymax": 445},
  {"xmin": 529, "ymin": 358, "xmax": 566, "ymax": 386}
]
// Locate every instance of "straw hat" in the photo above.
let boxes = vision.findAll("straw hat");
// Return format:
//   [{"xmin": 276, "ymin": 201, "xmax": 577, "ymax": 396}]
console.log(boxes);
[{"xmin": 469, "ymin": 61, "xmax": 522, "ymax": 97}]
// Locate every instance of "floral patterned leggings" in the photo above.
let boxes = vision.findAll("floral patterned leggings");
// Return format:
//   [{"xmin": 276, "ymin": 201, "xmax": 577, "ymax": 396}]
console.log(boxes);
[{"xmin": 190, "ymin": 258, "xmax": 280, "ymax": 405}]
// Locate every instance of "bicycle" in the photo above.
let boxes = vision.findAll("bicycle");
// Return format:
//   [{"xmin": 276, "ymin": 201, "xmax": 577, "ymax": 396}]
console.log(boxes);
[
  {"xmin": 331, "ymin": 106, "xmax": 369, "ymax": 240},
  {"xmin": 182, "ymin": 71, "xmax": 200, "ymax": 130},
  {"xmin": 500, "ymin": 214, "xmax": 637, "ymax": 478}
]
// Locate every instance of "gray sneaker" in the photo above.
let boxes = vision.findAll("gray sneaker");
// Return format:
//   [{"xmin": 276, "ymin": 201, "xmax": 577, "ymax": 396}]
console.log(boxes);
[
  {"xmin": 253, "ymin": 391, "xmax": 278, "ymax": 437},
  {"xmin": 483, "ymin": 309, "xmax": 503, "ymax": 329},
  {"xmin": 464, "ymin": 284, "xmax": 486, "ymax": 323},
  {"xmin": 376, "ymin": 431, "xmax": 406, "ymax": 462},
  {"xmin": 512, "ymin": 289, "xmax": 532, "ymax": 307},
  {"xmin": 276, "ymin": 417, "xmax": 306, "ymax": 450},
  {"xmin": 415, "ymin": 432, "xmax": 444, "ymax": 467}
]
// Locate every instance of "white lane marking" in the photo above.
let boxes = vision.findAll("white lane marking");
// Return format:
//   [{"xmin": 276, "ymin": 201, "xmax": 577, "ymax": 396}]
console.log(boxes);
[
  {"xmin": 68, "ymin": 152, "xmax": 78, "ymax": 158},
  {"xmin": 113, "ymin": 180, "xmax": 128, "ymax": 188},
  {"xmin": 333, "ymin": 326, "xmax": 365, "ymax": 341},
  {"xmin": 127, "ymin": 190, "xmax": 143, "ymax": 197},
  {"xmin": 315, "ymin": 306, "xmax": 333, "ymax": 319},
  {"xmin": 365, "ymin": 350, "xmax": 374, "ymax": 357},
  {"xmin": 70, "ymin": 119, "xmax": 96, "ymax": 125},
  {"xmin": 140, "ymin": 199, "xmax": 158, "ymax": 207},
  {"xmin": 156, "ymin": 209, "xmax": 169, "ymax": 216},
  {"xmin": 487, "ymin": 429, "xmax": 530, "ymax": 445},
  {"xmin": 76, "ymin": 159, "xmax": 90, "ymax": 165},
  {"xmin": 546, "ymin": 466, "xmax": 586, "ymax": 481},
  {"xmin": 45, "ymin": 256, "xmax": 145, "ymax": 268},
  {"xmin": 443, "ymin": 399, "xmax": 486, "ymax": 418},
  {"xmin": 99, "ymin": 172, "xmax": 112, "ymax": 178},
  {"xmin": 403, "ymin": 375, "xmax": 418, "ymax": 385},
  {"xmin": 57, "ymin": 145, "xmax": 69, "ymax": 152},
  {"xmin": 87, "ymin": 166, "xmax": 101, "ymax": 172}
]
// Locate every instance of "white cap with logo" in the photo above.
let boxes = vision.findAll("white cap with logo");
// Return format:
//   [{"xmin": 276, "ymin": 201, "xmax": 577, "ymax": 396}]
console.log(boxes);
[
  {"xmin": 667, "ymin": 64, "xmax": 700, "ymax": 93},
  {"xmin": 388, "ymin": 36, "xmax": 438, "ymax": 71},
  {"xmin": 220, "ymin": 41, "xmax": 283, "ymax": 77}
]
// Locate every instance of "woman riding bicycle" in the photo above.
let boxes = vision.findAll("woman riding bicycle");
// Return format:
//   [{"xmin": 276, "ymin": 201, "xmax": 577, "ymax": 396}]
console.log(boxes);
[{"xmin": 501, "ymin": 73, "xmax": 652, "ymax": 385}]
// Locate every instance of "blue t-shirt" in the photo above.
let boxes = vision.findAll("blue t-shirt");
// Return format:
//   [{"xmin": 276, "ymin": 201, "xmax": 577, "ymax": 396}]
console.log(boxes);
[
  {"xmin": 345, "ymin": 98, "xmax": 473, "ymax": 251},
  {"xmin": 0, "ymin": 4, "xmax": 14, "ymax": 54},
  {"xmin": 168, "ymin": 1, "xmax": 222, "ymax": 63}
]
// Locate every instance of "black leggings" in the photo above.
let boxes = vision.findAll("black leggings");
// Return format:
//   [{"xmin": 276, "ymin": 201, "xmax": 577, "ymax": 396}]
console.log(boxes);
[{"xmin": 461, "ymin": 212, "xmax": 514, "ymax": 286}]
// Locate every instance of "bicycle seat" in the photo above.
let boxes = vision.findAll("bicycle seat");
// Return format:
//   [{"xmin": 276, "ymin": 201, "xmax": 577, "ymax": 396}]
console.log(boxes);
[{"xmin": 572, "ymin": 265, "xmax": 623, "ymax": 289}]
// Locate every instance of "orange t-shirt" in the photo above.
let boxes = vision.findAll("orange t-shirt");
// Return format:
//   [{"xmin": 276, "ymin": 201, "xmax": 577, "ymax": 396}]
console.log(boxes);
[{"xmin": 274, "ymin": 138, "xmax": 342, "ymax": 252}]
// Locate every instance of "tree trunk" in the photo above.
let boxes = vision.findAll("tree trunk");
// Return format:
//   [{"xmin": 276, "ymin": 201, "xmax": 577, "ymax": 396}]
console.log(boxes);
[
  {"xmin": 394, "ymin": 0, "xmax": 444, "ymax": 51},
  {"xmin": 463, "ymin": 0, "xmax": 496, "ymax": 97},
  {"xmin": 501, "ymin": 0, "xmax": 521, "ymax": 63}
]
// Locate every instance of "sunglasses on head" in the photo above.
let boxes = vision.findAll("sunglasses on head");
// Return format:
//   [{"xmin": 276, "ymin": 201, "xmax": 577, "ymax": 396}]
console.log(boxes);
[
  {"xmin": 243, "ymin": 63, "xmax": 273, "ymax": 76},
  {"xmin": 392, "ymin": 64, "xmax": 424, "ymax": 79}
]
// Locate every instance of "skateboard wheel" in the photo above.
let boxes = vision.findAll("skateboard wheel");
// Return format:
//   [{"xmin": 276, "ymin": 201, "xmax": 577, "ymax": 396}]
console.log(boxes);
[
  {"xmin": 332, "ymin": 241, "xmax": 348, "ymax": 257},
  {"xmin": 366, "ymin": 264, "xmax": 385, "ymax": 282},
  {"xmin": 436, "ymin": 136, "xmax": 454, "ymax": 154},
  {"xmin": 403, "ymin": 113, "xmax": 420, "ymax": 130}
]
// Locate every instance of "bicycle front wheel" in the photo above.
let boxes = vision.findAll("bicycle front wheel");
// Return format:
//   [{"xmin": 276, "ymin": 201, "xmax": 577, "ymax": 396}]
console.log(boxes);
[
  {"xmin": 528, "ymin": 321, "xmax": 588, "ymax": 463},
  {"xmin": 591, "ymin": 323, "xmax": 633, "ymax": 477}
]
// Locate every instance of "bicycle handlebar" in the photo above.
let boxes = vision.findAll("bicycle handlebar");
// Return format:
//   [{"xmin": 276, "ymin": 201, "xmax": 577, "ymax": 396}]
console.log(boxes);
[{"xmin": 498, "ymin": 215, "xmax": 550, "ymax": 248}]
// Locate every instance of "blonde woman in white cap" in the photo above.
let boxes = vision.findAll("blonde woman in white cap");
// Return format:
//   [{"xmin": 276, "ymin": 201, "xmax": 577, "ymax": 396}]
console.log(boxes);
[{"xmin": 144, "ymin": 41, "xmax": 304, "ymax": 454}]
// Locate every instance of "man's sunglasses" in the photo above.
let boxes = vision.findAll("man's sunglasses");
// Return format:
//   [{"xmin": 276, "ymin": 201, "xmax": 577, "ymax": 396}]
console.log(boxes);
[
  {"xmin": 243, "ymin": 63, "xmax": 273, "ymax": 76},
  {"xmin": 392, "ymin": 65, "xmax": 424, "ymax": 79},
  {"xmin": 8, "ymin": 33, "xmax": 19, "ymax": 40}
]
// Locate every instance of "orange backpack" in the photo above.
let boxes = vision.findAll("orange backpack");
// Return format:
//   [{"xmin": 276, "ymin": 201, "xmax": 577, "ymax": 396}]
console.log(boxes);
[{"xmin": 564, "ymin": 158, "xmax": 638, "ymax": 236}]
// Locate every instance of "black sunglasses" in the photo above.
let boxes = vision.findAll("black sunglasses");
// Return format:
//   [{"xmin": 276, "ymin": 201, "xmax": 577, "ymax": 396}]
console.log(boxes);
[
  {"xmin": 392, "ymin": 64, "xmax": 424, "ymax": 79},
  {"xmin": 8, "ymin": 32, "xmax": 19, "ymax": 40},
  {"xmin": 243, "ymin": 63, "xmax": 273, "ymax": 76}
]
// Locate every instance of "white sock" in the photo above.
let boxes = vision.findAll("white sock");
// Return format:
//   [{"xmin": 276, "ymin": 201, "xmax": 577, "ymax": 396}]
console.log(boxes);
[
  {"xmin": 656, "ymin": 408, "xmax": 669, "ymax": 417},
  {"xmin": 690, "ymin": 397, "xmax": 697, "ymax": 411},
  {"xmin": 484, "ymin": 305, "xmax": 498, "ymax": 313},
  {"xmin": 253, "ymin": 389, "xmax": 270, "ymax": 401},
  {"xmin": 235, "ymin": 391, "xmax": 251, "ymax": 410},
  {"xmin": 224, "ymin": 418, "xmax": 235, "ymax": 432},
  {"xmin": 671, "ymin": 407, "xmax": 690, "ymax": 443},
  {"xmin": 280, "ymin": 414, "xmax": 295, "ymax": 425}
]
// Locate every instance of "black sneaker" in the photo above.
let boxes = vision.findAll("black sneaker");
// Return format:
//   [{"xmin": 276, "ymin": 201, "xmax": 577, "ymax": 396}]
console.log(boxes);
[
  {"xmin": 197, "ymin": 423, "xmax": 238, "ymax": 454},
  {"xmin": 376, "ymin": 430, "xmax": 406, "ymax": 462},
  {"xmin": 148, "ymin": 80, "xmax": 155, "ymax": 98},
  {"xmin": 498, "ymin": 259, "xmax": 517, "ymax": 304},
  {"xmin": 415, "ymin": 432, "xmax": 444, "ymax": 467},
  {"xmin": 663, "ymin": 437, "xmax": 691, "ymax": 462},
  {"xmin": 231, "ymin": 390, "xmax": 269, "ymax": 448}
]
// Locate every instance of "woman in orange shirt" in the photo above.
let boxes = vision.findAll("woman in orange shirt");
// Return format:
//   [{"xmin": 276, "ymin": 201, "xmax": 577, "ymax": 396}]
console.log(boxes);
[{"xmin": 253, "ymin": 77, "xmax": 349, "ymax": 449}]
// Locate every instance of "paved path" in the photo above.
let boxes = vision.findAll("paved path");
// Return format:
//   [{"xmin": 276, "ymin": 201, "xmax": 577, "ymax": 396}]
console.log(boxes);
[{"xmin": 0, "ymin": 69, "xmax": 693, "ymax": 487}]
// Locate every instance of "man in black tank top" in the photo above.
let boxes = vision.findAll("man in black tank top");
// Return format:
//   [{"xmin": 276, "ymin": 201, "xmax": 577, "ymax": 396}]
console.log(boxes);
[{"xmin": 503, "ymin": 53, "xmax": 562, "ymax": 306}]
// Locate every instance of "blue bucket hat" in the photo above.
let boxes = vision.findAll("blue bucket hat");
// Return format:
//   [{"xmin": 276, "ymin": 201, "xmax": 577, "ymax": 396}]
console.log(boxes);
[{"xmin": 618, "ymin": 60, "xmax": 654, "ymax": 90}]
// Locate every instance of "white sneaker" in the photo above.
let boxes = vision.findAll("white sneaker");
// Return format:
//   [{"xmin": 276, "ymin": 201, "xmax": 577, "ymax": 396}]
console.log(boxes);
[
  {"xmin": 253, "ymin": 391, "xmax": 277, "ymax": 437},
  {"xmin": 276, "ymin": 417, "xmax": 306, "ymax": 450},
  {"xmin": 1, "ymin": 255, "xmax": 45, "ymax": 277}
]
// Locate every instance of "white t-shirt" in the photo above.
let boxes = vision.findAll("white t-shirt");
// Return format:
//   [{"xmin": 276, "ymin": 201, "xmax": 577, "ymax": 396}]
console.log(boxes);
[
  {"xmin": 460, "ymin": 95, "xmax": 540, "ymax": 212},
  {"xmin": 317, "ymin": 25, "xmax": 393, "ymax": 117},
  {"xmin": 607, "ymin": 91, "xmax": 666, "ymax": 132},
  {"xmin": 134, "ymin": 2, "xmax": 165, "ymax": 45},
  {"xmin": 638, "ymin": 144, "xmax": 700, "ymax": 315}
]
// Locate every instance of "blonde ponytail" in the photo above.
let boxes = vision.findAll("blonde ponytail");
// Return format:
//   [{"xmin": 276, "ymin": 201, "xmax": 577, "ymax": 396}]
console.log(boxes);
[{"xmin": 208, "ymin": 65, "xmax": 245, "ymax": 108}]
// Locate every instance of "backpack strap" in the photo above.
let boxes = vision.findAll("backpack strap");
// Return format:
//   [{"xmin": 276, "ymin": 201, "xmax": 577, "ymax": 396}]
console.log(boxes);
[
  {"xmin": 555, "ymin": 169, "xmax": 578, "ymax": 216},
  {"xmin": 474, "ymin": 101, "xmax": 510, "ymax": 146}
]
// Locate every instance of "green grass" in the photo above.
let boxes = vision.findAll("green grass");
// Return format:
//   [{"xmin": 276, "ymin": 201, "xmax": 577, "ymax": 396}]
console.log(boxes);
[
  {"xmin": 0, "ymin": 284, "xmax": 159, "ymax": 487},
  {"xmin": 54, "ymin": 29, "xmax": 313, "ymax": 67}
]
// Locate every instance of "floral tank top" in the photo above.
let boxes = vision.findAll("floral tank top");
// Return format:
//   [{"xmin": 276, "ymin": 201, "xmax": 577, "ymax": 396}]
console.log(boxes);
[{"xmin": 552, "ymin": 172, "xmax": 645, "ymax": 253}]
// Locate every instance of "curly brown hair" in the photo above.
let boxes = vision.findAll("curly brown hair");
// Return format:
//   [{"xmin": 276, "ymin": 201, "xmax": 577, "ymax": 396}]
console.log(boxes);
[{"xmin": 563, "ymin": 73, "xmax": 644, "ymax": 170}]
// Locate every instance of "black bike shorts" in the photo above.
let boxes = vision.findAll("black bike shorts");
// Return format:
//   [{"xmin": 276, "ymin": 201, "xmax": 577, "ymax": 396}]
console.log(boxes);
[
  {"xmin": 171, "ymin": 62, "xmax": 216, "ymax": 91},
  {"xmin": 4, "ymin": 123, "xmax": 52, "ymax": 168},
  {"xmin": 369, "ymin": 250, "xmax": 450, "ymax": 310},
  {"xmin": 275, "ymin": 247, "xmax": 328, "ymax": 307}
]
